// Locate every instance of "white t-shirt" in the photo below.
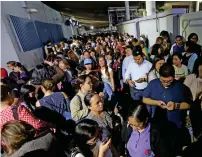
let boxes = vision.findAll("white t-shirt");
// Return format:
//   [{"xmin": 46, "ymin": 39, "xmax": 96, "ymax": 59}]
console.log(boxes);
[
  {"xmin": 75, "ymin": 153, "xmax": 85, "ymax": 157},
  {"xmin": 101, "ymin": 68, "xmax": 112, "ymax": 87}
]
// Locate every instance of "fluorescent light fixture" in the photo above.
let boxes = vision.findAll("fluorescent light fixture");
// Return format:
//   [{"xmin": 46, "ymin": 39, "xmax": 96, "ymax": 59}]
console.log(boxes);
[{"xmin": 27, "ymin": 8, "xmax": 38, "ymax": 13}]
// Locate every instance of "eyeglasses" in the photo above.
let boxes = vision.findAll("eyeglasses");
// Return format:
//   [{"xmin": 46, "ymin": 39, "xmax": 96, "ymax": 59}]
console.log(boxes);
[
  {"xmin": 160, "ymin": 78, "xmax": 173, "ymax": 85},
  {"xmin": 128, "ymin": 122, "xmax": 145, "ymax": 130}
]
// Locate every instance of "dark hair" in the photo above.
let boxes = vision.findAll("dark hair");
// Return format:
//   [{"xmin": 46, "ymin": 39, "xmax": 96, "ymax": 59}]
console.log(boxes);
[
  {"xmin": 151, "ymin": 44, "xmax": 164, "ymax": 56},
  {"xmin": 30, "ymin": 64, "xmax": 48, "ymax": 85},
  {"xmin": 13, "ymin": 62, "xmax": 28, "ymax": 73},
  {"xmin": 132, "ymin": 38, "xmax": 138, "ymax": 43},
  {"xmin": 175, "ymin": 35, "xmax": 183, "ymax": 40},
  {"xmin": 2, "ymin": 120, "xmax": 35, "ymax": 156},
  {"xmin": 132, "ymin": 45, "xmax": 144, "ymax": 57},
  {"xmin": 160, "ymin": 30, "xmax": 169, "ymax": 38},
  {"xmin": 75, "ymin": 119, "xmax": 98, "ymax": 143},
  {"xmin": 128, "ymin": 101, "xmax": 150, "ymax": 123},
  {"xmin": 139, "ymin": 40, "xmax": 145, "ymax": 46},
  {"xmin": 125, "ymin": 45, "xmax": 133, "ymax": 50},
  {"xmin": 0, "ymin": 85, "xmax": 10, "ymax": 101},
  {"xmin": 20, "ymin": 85, "xmax": 35, "ymax": 100},
  {"xmin": 188, "ymin": 33, "xmax": 198, "ymax": 42},
  {"xmin": 71, "ymin": 119, "xmax": 98, "ymax": 157},
  {"xmin": 54, "ymin": 56, "xmax": 63, "ymax": 63},
  {"xmin": 46, "ymin": 54, "xmax": 56, "ymax": 62},
  {"xmin": 7, "ymin": 61, "xmax": 16, "ymax": 66},
  {"xmin": 84, "ymin": 91, "xmax": 97, "ymax": 107},
  {"xmin": 20, "ymin": 85, "xmax": 36, "ymax": 111},
  {"xmin": 150, "ymin": 56, "xmax": 165, "ymax": 72},
  {"xmin": 172, "ymin": 53, "xmax": 183, "ymax": 61},
  {"xmin": 46, "ymin": 40, "xmax": 51, "ymax": 45},
  {"xmin": 185, "ymin": 41, "xmax": 196, "ymax": 52},
  {"xmin": 159, "ymin": 63, "xmax": 175, "ymax": 77},
  {"xmin": 192, "ymin": 57, "xmax": 202, "ymax": 77},
  {"xmin": 98, "ymin": 56, "xmax": 110, "ymax": 77},
  {"xmin": 74, "ymin": 74, "xmax": 91, "ymax": 91},
  {"xmin": 56, "ymin": 52, "xmax": 64, "ymax": 56}
]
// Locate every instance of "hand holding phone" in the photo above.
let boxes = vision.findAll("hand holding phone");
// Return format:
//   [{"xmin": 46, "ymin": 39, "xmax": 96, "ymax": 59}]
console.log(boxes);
[
  {"xmin": 102, "ymin": 135, "xmax": 111, "ymax": 144},
  {"xmin": 156, "ymin": 100, "xmax": 167, "ymax": 109}
]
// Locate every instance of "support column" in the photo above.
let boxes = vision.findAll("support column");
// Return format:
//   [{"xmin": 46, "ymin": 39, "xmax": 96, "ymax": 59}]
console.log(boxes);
[
  {"xmin": 125, "ymin": 1, "xmax": 130, "ymax": 21},
  {"xmin": 196, "ymin": 1, "xmax": 200, "ymax": 12},
  {"xmin": 189, "ymin": 1, "xmax": 195, "ymax": 13},
  {"xmin": 145, "ymin": 1, "xmax": 156, "ymax": 16}
]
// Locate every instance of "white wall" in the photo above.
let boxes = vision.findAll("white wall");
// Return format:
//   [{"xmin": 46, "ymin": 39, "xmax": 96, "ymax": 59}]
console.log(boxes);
[
  {"xmin": 180, "ymin": 11, "xmax": 202, "ymax": 45},
  {"xmin": 1, "ymin": 18, "xmax": 20, "ymax": 73},
  {"xmin": 1, "ymin": 1, "xmax": 76, "ymax": 70},
  {"xmin": 117, "ymin": 10, "xmax": 183, "ymax": 47}
]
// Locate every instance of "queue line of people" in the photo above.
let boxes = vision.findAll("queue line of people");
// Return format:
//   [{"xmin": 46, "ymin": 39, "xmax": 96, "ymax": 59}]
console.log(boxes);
[{"xmin": 0, "ymin": 31, "xmax": 202, "ymax": 157}]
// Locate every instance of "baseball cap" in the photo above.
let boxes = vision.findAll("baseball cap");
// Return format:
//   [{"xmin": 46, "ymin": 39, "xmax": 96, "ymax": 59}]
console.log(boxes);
[
  {"xmin": 84, "ymin": 58, "xmax": 92, "ymax": 65},
  {"xmin": 0, "ymin": 68, "xmax": 8, "ymax": 79}
]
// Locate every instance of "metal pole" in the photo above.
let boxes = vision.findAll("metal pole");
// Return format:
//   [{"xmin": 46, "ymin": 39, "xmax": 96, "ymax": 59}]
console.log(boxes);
[
  {"xmin": 146, "ymin": 1, "xmax": 156, "ymax": 16},
  {"xmin": 125, "ymin": 1, "xmax": 130, "ymax": 21},
  {"xmin": 196, "ymin": 1, "xmax": 200, "ymax": 12}
]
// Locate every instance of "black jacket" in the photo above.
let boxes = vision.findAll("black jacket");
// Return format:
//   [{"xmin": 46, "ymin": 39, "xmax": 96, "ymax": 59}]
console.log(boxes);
[
  {"xmin": 112, "ymin": 61, "xmax": 122, "ymax": 89},
  {"xmin": 120, "ymin": 120, "xmax": 181, "ymax": 157}
]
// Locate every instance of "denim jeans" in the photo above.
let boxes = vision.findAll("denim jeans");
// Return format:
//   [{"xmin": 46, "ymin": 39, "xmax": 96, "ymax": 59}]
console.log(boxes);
[{"xmin": 129, "ymin": 86, "xmax": 145, "ymax": 101}]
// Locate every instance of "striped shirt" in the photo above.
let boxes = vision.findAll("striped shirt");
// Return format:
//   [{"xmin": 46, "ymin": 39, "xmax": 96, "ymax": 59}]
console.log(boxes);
[{"xmin": 173, "ymin": 64, "xmax": 188, "ymax": 77}]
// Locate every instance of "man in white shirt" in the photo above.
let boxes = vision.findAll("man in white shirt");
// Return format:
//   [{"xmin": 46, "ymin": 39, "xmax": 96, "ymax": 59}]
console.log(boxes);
[
  {"xmin": 122, "ymin": 46, "xmax": 134, "ymax": 80},
  {"xmin": 125, "ymin": 46, "xmax": 152, "ymax": 100}
]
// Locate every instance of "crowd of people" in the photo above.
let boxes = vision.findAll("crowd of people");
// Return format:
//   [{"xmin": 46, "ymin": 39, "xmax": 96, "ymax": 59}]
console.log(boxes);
[{"xmin": 1, "ymin": 31, "xmax": 202, "ymax": 157}]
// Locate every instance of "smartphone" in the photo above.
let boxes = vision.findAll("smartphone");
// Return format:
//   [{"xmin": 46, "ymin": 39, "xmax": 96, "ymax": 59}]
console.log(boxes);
[
  {"xmin": 161, "ymin": 102, "xmax": 166, "ymax": 106},
  {"xmin": 102, "ymin": 135, "xmax": 111, "ymax": 144}
]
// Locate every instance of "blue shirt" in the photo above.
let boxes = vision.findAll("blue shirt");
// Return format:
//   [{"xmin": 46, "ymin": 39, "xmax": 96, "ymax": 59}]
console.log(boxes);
[
  {"xmin": 143, "ymin": 79, "xmax": 189, "ymax": 128},
  {"xmin": 127, "ymin": 124, "xmax": 154, "ymax": 157}
]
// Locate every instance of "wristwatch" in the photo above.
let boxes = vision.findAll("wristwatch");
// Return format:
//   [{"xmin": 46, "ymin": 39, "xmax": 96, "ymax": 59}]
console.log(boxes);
[{"xmin": 175, "ymin": 103, "xmax": 180, "ymax": 110}]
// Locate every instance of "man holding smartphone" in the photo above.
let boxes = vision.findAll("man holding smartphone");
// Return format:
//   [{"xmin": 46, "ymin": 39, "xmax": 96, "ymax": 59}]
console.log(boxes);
[
  {"xmin": 143, "ymin": 63, "xmax": 191, "ymax": 128},
  {"xmin": 124, "ymin": 46, "xmax": 152, "ymax": 100}
]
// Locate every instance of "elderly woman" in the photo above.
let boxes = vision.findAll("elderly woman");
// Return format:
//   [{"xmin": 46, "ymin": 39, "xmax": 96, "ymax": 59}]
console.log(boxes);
[{"xmin": 84, "ymin": 91, "xmax": 113, "ymax": 139}]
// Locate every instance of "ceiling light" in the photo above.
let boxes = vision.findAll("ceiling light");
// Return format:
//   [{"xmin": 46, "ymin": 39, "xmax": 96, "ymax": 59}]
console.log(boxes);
[{"xmin": 26, "ymin": 8, "xmax": 38, "ymax": 13}]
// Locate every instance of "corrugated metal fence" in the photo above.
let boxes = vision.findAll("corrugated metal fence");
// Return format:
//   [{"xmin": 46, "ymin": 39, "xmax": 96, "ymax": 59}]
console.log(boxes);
[{"xmin": 9, "ymin": 15, "xmax": 64, "ymax": 52}]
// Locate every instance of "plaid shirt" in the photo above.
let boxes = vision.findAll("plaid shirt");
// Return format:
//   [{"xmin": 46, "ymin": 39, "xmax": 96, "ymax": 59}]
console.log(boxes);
[{"xmin": 0, "ymin": 105, "xmax": 50, "ymax": 132}]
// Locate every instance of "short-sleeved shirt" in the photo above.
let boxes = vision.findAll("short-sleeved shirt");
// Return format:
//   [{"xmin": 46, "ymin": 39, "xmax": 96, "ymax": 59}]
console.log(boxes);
[
  {"xmin": 143, "ymin": 79, "xmax": 189, "ymax": 128},
  {"xmin": 127, "ymin": 124, "xmax": 154, "ymax": 157},
  {"xmin": 0, "ymin": 105, "xmax": 49, "ymax": 131},
  {"xmin": 39, "ymin": 92, "xmax": 70, "ymax": 116},
  {"xmin": 173, "ymin": 64, "xmax": 188, "ymax": 78}
]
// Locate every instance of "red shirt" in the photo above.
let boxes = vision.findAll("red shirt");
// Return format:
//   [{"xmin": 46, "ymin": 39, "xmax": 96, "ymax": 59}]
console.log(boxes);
[
  {"xmin": 0, "ymin": 105, "xmax": 50, "ymax": 132},
  {"xmin": 117, "ymin": 45, "xmax": 124, "ymax": 55}
]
